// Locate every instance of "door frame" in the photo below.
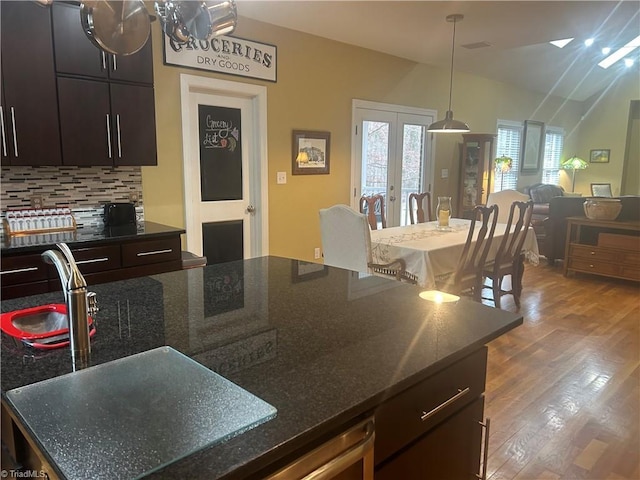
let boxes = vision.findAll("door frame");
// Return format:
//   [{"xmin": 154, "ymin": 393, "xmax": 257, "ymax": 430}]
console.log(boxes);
[
  {"xmin": 179, "ymin": 74, "xmax": 269, "ymax": 258},
  {"xmin": 350, "ymin": 99, "xmax": 437, "ymax": 223}
]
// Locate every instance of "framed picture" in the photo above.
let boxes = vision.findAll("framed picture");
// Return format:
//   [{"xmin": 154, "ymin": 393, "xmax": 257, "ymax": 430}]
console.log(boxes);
[
  {"xmin": 292, "ymin": 130, "xmax": 331, "ymax": 175},
  {"xmin": 521, "ymin": 120, "xmax": 545, "ymax": 173},
  {"xmin": 291, "ymin": 260, "xmax": 328, "ymax": 282},
  {"xmin": 590, "ymin": 149, "xmax": 610, "ymax": 163}
]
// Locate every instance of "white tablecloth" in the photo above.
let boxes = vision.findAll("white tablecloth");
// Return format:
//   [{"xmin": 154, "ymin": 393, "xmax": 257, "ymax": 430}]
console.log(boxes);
[{"xmin": 370, "ymin": 218, "xmax": 539, "ymax": 288}]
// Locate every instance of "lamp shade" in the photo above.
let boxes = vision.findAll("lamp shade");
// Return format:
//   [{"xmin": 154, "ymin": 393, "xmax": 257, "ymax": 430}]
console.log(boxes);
[
  {"xmin": 494, "ymin": 155, "xmax": 513, "ymax": 173},
  {"xmin": 427, "ymin": 110, "xmax": 470, "ymax": 133},
  {"xmin": 561, "ymin": 156, "xmax": 588, "ymax": 170}
]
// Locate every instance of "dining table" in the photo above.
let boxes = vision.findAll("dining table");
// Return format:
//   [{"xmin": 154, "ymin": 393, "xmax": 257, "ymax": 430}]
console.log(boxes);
[{"xmin": 370, "ymin": 218, "xmax": 539, "ymax": 288}]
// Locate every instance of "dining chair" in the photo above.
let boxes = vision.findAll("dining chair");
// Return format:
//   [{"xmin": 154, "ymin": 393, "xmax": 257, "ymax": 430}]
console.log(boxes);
[
  {"xmin": 436, "ymin": 204, "xmax": 499, "ymax": 299},
  {"xmin": 590, "ymin": 183, "xmax": 613, "ymax": 197},
  {"xmin": 359, "ymin": 194, "xmax": 386, "ymax": 230},
  {"xmin": 319, "ymin": 204, "xmax": 416, "ymax": 283},
  {"xmin": 408, "ymin": 192, "xmax": 432, "ymax": 224},
  {"xmin": 482, "ymin": 200, "xmax": 534, "ymax": 309},
  {"xmin": 486, "ymin": 190, "xmax": 530, "ymax": 223}
]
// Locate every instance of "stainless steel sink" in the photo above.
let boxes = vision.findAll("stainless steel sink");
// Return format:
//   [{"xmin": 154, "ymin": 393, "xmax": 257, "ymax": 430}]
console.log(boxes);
[{"xmin": 0, "ymin": 304, "xmax": 95, "ymax": 349}]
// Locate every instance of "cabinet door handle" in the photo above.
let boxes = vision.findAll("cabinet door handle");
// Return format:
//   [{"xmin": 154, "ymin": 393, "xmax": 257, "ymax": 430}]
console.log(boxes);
[
  {"xmin": 136, "ymin": 249, "xmax": 172, "ymax": 257},
  {"xmin": 116, "ymin": 114, "xmax": 122, "ymax": 158},
  {"xmin": 75, "ymin": 257, "xmax": 110, "ymax": 265},
  {"xmin": 420, "ymin": 387, "xmax": 470, "ymax": 422},
  {"xmin": 112, "ymin": 54, "xmax": 117, "ymax": 71},
  {"xmin": 1, "ymin": 266, "xmax": 39, "ymax": 275},
  {"xmin": 101, "ymin": 51, "xmax": 107, "ymax": 71},
  {"xmin": 0, "ymin": 106, "xmax": 7, "ymax": 157},
  {"xmin": 106, "ymin": 114, "xmax": 112, "ymax": 158},
  {"xmin": 10, "ymin": 107, "xmax": 18, "ymax": 157},
  {"xmin": 476, "ymin": 417, "xmax": 491, "ymax": 480}
]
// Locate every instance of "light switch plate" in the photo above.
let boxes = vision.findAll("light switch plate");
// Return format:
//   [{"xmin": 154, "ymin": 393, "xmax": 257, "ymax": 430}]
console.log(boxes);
[
  {"xmin": 441, "ymin": 169, "xmax": 449, "ymax": 179},
  {"xmin": 277, "ymin": 172, "xmax": 287, "ymax": 184}
]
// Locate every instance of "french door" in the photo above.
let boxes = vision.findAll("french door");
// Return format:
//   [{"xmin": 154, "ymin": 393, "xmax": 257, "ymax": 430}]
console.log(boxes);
[{"xmin": 351, "ymin": 100, "xmax": 436, "ymax": 227}]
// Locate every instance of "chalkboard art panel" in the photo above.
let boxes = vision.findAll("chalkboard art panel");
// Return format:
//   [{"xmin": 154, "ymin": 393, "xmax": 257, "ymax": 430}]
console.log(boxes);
[{"xmin": 199, "ymin": 105, "xmax": 243, "ymax": 201}]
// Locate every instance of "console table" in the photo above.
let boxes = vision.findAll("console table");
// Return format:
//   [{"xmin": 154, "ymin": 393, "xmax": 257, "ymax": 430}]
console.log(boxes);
[{"xmin": 563, "ymin": 216, "xmax": 640, "ymax": 281}]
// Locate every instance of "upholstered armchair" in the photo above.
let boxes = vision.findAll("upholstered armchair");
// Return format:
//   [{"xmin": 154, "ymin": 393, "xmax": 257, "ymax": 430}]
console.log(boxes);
[{"xmin": 522, "ymin": 183, "xmax": 565, "ymax": 256}]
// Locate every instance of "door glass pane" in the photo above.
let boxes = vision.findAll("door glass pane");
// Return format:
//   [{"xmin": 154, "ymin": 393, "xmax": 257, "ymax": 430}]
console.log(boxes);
[
  {"xmin": 361, "ymin": 121, "xmax": 389, "ymax": 222},
  {"xmin": 400, "ymin": 124, "xmax": 426, "ymax": 225},
  {"xmin": 198, "ymin": 104, "xmax": 242, "ymax": 201}
]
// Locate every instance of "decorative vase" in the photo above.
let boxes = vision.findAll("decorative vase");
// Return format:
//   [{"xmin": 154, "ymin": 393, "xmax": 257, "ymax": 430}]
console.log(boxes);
[
  {"xmin": 583, "ymin": 198, "xmax": 622, "ymax": 221},
  {"xmin": 436, "ymin": 196, "xmax": 452, "ymax": 229}
]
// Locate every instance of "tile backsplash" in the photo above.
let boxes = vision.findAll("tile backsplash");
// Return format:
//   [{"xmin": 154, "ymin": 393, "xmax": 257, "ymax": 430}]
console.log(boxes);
[{"xmin": 1, "ymin": 166, "xmax": 144, "ymax": 227}]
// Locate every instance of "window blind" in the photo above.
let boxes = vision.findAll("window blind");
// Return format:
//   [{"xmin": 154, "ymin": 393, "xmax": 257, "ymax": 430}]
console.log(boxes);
[
  {"xmin": 543, "ymin": 128, "xmax": 564, "ymax": 185},
  {"xmin": 495, "ymin": 123, "xmax": 522, "ymax": 191}
]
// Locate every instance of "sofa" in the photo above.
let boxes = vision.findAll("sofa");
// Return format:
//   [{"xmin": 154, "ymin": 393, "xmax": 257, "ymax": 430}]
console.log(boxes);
[{"xmin": 543, "ymin": 195, "xmax": 640, "ymax": 264}]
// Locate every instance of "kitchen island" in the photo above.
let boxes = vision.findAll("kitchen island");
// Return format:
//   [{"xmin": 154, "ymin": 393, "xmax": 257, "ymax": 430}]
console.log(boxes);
[{"xmin": 1, "ymin": 256, "xmax": 522, "ymax": 479}]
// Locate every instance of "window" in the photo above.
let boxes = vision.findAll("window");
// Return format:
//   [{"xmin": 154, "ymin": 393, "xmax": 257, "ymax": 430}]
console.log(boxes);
[
  {"xmin": 542, "ymin": 127, "xmax": 564, "ymax": 185},
  {"xmin": 496, "ymin": 121, "xmax": 565, "ymax": 192},
  {"xmin": 495, "ymin": 121, "xmax": 522, "ymax": 191}
]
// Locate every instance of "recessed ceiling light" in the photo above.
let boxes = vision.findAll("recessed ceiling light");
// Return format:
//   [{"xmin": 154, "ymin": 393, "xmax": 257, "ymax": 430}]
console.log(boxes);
[
  {"xmin": 624, "ymin": 58, "xmax": 635, "ymax": 67},
  {"xmin": 550, "ymin": 38, "xmax": 573, "ymax": 48},
  {"xmin": 599, "ymin": 34, "xmax": 640, "ymax": 69},
  {"xmin": 584, "ymin": 38, "xmax": 595, "ymax": 47},
  {"xmin": 602, "ymin": 47, "xmax": 611, "ymax": 55}
]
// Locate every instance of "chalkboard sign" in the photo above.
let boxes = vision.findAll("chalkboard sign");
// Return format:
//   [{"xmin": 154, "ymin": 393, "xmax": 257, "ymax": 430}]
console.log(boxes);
[{"xmin": 199, "ymin": 105, "xmax": 242, "ymax": 201}]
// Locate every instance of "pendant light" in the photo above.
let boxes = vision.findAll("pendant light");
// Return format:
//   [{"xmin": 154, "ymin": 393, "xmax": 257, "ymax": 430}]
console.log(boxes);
[{"xmin": 427, "ymin": 14, "xmax": 470, "ymax": 133}]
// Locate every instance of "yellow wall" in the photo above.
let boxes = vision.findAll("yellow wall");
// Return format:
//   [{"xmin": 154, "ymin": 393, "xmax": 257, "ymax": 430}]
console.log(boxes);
[
  {"xmin": 572, "ymin": 75, "xmax": 640, "ymax": 196},
  {"xmin": 142, "ymin": 16, "xmax": 635, "ymax": 263}
]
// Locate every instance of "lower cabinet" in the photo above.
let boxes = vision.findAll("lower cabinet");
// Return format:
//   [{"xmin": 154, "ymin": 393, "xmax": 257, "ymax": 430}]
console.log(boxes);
[
  {"xmin": 374, "ymin": 347, "xmax": 488, "ymax": 480},
  {"xmin": 1, "ymin": 235, "xmax": 182, "ymax": 300},
  {"xmin": 376, "ymin": 397, "xmax": 484, "ymax": 480}
]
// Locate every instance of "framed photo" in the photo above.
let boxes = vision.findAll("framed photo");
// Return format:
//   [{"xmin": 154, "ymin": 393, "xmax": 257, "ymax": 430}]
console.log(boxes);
[
  {"xmin": 521, "ymin": 120, "xmax": 545, "ymax": 173},
  {"xmin": 291, "ymin": 260, "xmax": 328, "ymax": 282},
  {"xmin": 590, "ymin": 149, "xmax": 610, "ymax": 163},
  {"xmin": 292, "ymin": 130, "xmax": 331, "ymax": 175}
]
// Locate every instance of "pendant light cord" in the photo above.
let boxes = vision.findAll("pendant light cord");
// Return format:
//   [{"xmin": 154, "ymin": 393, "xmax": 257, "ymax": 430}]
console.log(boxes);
[{"xmin": 448, "ymin": 18, "xmax": 457, "ymax": 112}]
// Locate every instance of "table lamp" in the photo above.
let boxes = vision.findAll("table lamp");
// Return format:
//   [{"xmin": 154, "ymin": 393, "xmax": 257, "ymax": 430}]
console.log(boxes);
[{"xmin": 561, "ymin": 155, "xmax": 588, "ymax": 192}]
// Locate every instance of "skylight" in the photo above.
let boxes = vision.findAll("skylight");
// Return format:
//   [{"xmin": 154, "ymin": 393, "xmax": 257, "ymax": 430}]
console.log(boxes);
[
  {"xmin": 598, "ymin": 34, "xmax": 640, "ymax": 69},
  {"xmin": 550, "ymin": 38, "xmax": 573, "ymax": 48}
]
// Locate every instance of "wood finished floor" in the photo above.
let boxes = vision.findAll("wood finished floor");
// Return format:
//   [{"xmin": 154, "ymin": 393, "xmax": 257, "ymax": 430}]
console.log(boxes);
[{"xmin": 483, "ymin": 261, "xmax": 639, "ymax": 480}]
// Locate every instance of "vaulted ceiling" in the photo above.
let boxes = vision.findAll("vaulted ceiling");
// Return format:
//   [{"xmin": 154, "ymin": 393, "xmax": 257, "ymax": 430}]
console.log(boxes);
[{"xmin": 237, "ymin": 1, "xmax": 640, "ymax": 102}]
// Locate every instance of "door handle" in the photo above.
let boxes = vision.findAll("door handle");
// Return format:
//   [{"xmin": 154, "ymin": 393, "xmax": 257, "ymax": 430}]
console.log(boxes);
[
  {"xmin": 389, "ymin": 196, "xmax": 396, "ymax": 202},
  {"xmin": 0, "ymin": 106, "xmax": 7, "ymax": 157},
  {"xmin": 106, "ymin": 114, "xmax": 112, "ymax": 158},
  {"xmin": 246, "ymin": 205, "xmax": 256, "ymax": 214},
  {"xmin": 10, "ymin": 107, "xmax": 18, "ymax": 157}
]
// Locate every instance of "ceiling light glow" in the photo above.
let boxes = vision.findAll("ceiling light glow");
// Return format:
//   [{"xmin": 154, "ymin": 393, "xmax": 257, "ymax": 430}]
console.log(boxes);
[
  {"xmin": 584, "ymin": 38, "xmax": 595, "ymax": 47},
  {"xmin": 599, "ymin": 35, "xmax": 640, "ymax": 69},
  {"xmin": 624, "ymin": 58, "xmax": 635, "ymax": 67},
  {"xmin": 602, "ymin": 47, "xmax": 611, "ymax": 55},
  {"xmin": 550, "ymin": 38, "xmax": 573, "ymax": 48}
]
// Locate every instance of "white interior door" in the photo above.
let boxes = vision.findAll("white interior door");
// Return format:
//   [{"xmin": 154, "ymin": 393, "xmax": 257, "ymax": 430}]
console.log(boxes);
[
  {"xmin": 180, "ymin": 75, "xmax": 269, "ymax": 262},
  {"xmin": 351, "ymin": 100, "xmax": 436, "ymax": 227}
]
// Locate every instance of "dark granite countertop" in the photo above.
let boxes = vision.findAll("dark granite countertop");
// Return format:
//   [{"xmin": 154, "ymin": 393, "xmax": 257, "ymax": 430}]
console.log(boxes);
[
  {"xmin": 1, "ymin": 221, "xmax": 185, "ymax": 254},
  {"xmin": 1, "ymin": 256, "xmax": 522, "ymax": 479}
]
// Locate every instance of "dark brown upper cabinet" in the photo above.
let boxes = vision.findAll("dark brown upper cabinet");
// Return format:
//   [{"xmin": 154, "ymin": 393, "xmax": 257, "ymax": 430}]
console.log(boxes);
[
  {"xmin": 58, "ymin": 78, "xmax": 157, "ymax": 167},
  {"xmin": 0, "ymin": 2, "xmax": 62, "ymax": 166},
  {"xmin": 52, "ymin": 2, "xmax": 153, "ymax": 85}
]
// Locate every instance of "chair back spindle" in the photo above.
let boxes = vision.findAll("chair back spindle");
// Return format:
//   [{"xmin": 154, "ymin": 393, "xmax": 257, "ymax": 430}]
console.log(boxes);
[
  {"xmin": 409, "ymin": 192, "xmax": 432, "ymax": 224},
  {"xmin": 359, "ymin": 194, "xmax": 386, "ymax": 230}
]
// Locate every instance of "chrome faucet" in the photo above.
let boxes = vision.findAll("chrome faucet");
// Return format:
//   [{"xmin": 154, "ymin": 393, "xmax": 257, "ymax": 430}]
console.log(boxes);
[{"xmin": 42, "ymin": 243, "xmax": 97, "ymax": 369}]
